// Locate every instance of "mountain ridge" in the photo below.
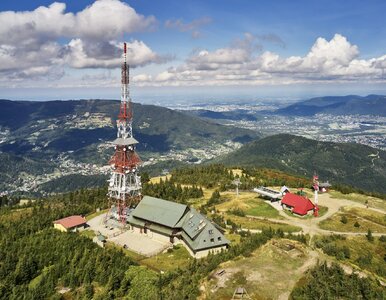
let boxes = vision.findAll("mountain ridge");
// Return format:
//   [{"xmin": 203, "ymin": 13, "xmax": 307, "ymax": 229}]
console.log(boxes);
[
  {"xmin": 217, "ymin": 134, "xmax": 386, "ymax": 194},
  {"xmin": 0, "ymin": 99, "xmax": 258, "ymax": 194},
  {"xmin": 275, "ymin": 94, "xmax": 386, "ymax": 116}
]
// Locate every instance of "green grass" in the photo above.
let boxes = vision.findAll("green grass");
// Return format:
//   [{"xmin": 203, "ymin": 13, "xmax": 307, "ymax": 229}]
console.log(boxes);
[
  {"xmin": 227, "ymin": 215, "xmax": 302, "ymax": 233},
  {"xmin": 79, "ymin": 229, "xmax": 96, "ymax": 239},
  {"xmin": 344, "ymin": 207, "xmax": 386, "ymax": 227},
  {"xmin": 141, "ymin": 244, "xmax": 191, "ymax": 272},
  {"xmin": 85, "ymin": 209, "xmax": 109, "ymax": 221},
  {"xmin": 319, "ymin": 210, "xmax": 386, "ymax": 233},
  {"xmin": 245, "ymin": 199, "xmax": 280, "ymax": 218},
  {"xmin": 203, "ymin": 239, "xmax": 310, "ymax": 300},
  {"xmin": 225, "ymin": 233, "xmax": 241, "ymax": 245},
  {"xmin": 315, "ymin": 235, "xmax": 386, "ymax": 279},
  {"xmin": 318, "ymin": 205, "xmax": 329, "ymax": 217},
  {"xmin": 29, "ymin": 265, "xmax": 54, "ymax": 289},
  {"xmin": 329, "ymin": 191, "xmax": 386, "ymax": 211}
]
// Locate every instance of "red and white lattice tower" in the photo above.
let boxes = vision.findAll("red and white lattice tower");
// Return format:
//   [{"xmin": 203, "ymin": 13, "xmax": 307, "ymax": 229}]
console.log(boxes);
[{"xmin": 106, "ymin": 42, "xmax": 142, "ymax": 225}]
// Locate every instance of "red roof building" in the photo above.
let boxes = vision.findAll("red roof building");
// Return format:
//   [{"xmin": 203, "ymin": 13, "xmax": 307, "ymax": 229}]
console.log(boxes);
[
  {"xmin": 281, "ymin": 193, "xmax": 315, "ymax": 215},
  {"xmin": 53, "ymin": 215, "xmax": 87, "ymax": 232}
]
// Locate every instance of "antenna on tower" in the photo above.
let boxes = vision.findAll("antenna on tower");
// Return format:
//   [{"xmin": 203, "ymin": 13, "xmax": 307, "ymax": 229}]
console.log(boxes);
[{"xmin": 104, "ymin": 42, "xmax": 142, "ymax": 228}]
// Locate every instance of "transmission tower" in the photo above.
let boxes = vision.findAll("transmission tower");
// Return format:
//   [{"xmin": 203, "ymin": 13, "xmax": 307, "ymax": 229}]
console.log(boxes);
[{"xmin": 105, "ymin": 42, "xmax": 142, "ymax": 226}]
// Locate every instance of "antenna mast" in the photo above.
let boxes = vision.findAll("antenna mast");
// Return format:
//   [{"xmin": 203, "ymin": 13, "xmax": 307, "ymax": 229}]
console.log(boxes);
[{"xmin": 106, "ymin": 42, "xmax": 142, "ymax": 226}]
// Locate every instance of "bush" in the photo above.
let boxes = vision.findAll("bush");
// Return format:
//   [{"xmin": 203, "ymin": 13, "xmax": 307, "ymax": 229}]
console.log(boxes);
[
  {"xmin": 229, "ymin": 208, "xmax": 246, "ymax": 217},
  {"xmin": 342, "ymin": 246, "xmax": 351, "ymax": 259},
  {"xmin": 356, "ymin": 253, "xmax": 373, "ymax": 266},
  {"xmin": 366, "ymin": 229, "xmax": 374, "ymax": 242},
  {"xmin": 354, "ymin": 221, "xmax": 360, "ymax": 228},
  {"xmin": 340, "ymin": 215, "xmax": 348, "ymax": 224}
]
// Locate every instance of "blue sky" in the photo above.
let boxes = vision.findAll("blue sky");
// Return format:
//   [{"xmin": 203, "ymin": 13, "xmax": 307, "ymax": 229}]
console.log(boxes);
[{"xmin": 0, "ymin": 0, "xmax": 385, "ymax": 102}]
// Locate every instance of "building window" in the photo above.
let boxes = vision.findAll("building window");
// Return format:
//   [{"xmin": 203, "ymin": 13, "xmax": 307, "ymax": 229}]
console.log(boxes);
[
  {"xmin": 208, "ymin": 229, "xmax": 213, "ymax": 235},
  {"xmin": 218, "ymin": 237, "xmax": 222, "ymax": 241},
  {"xmin": 210, "ymin": 238, "xmax": 214, "ymax": 243}
]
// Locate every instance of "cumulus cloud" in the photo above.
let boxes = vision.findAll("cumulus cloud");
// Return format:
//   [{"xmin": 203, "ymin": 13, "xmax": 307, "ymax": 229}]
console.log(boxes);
[
  {"xmin": 0, "ymin": 0, "xmax": 164, "ymax": 84},
  {"xmin": 165, "ymin": 17, "xmax": 212, "ymax": 38},
  {"xmin": 0, "ymin": 0, "xmax": 155, "ymax": 43},
  {"xmin": 62, "ymin": 39, "xmax": 162, "ymax": 68},
  {"xmin": 134, "ymin": 34, "xmax": 386, "ymax": 87}
]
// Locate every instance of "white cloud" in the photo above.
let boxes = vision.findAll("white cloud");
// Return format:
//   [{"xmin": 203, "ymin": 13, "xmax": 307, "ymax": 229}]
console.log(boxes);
[
  {"xmin": 0, "ymin": 0, "xmax": 155, "ymax": 43},
  {"xmin": 133, "ymin": 74, "xmax": 152, "ymax": 82},
  {"xmin": 134, "ymin": 33, "xmax": 385, "ymax": 87},
  {"xmin": 63, "ymin": 39, "xmax": 160, "ymax": 68},
  {"xmin": 0, "ymin": 1, "xmax": 163, "ymax": 84}
]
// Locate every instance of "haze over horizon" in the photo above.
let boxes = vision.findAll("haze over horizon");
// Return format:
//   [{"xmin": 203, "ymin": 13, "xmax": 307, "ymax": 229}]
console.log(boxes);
[{"xmin": 0, "ymin": 0, "xmax": 385, "ymax": 103}]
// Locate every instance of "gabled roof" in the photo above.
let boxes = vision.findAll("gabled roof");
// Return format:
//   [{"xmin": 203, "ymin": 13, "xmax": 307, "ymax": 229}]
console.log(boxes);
[
  {"xmin": 180, "ymin": 208, "xmax": 230, "ymax": 251},
  {"xmin": 129, "ymin": 197, "xmax": 230, "ymax": 251},
  {"xmin": 281, "ymin": 193, "xmax": 315, "ymax": 215},
  {"xmin": 132, "ymin": 196, "xmax": 188, "ymax": 228},
  {"xmin": 54, "ymin": 215, "xmax": 86, "ymax": 229}
]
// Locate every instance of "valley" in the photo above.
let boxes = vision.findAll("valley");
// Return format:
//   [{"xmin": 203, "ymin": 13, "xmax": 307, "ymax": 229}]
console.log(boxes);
[{"xmin": 179, "ymin": 96, "xmax": 386, "ymax": 150}]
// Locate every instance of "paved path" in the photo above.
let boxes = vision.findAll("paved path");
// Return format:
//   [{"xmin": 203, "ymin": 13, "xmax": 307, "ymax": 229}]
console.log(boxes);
[
  {"xmin": 249, "ymin": 192, "xmax": 386, "ymax": 236},
  {"xmin": 86, "ymin": 213, "xmax": 171, "ymax": 257}
]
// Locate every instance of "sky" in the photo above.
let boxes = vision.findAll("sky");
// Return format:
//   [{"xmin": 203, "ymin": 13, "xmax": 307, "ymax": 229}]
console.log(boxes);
[{"xmin": 0, "ymin": 0, "xmax": 385, "ymax": 102}]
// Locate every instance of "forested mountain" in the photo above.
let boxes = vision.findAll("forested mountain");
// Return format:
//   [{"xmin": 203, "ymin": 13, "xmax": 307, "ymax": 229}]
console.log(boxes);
[
  {"xmin": 0, "ymin": 99, "xmax": 257, "ymax": 194},
  {"xmin": 184, "ymin": 109, "xmax": 258, "ymax": 121},
  {"xmin": 218, "ymin": 134, "xmax": 386, "ymax": 195},
  {"xmin": 0, "ymin": 99, "xmax": 256, "ymax": 157},
  {"xmin": 275, "ymin": 94, "xmax": 386, "ymax": 116}
]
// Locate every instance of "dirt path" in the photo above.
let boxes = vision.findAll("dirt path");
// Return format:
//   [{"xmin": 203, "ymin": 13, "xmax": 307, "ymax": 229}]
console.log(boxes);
[{"xmin": 248, "ymin": 192, "xmax": 386, "ymax": 236}]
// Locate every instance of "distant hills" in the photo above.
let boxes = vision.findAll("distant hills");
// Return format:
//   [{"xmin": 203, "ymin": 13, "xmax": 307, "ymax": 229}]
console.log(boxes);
[
  {"xmin": 0, "ymin": 99, "xmax": 256, "ymax": 156},
  {"xmin": 181, "ymin": 95, "xmax": 386, "ymax": 123},
  {"xmin": 0, "ymin": 99, "xmax": 257, "ymax": 194},
  {"xmin": 275, "ymin": 94, "xmax": 386, "ymax": 116},
  {"xmin": 185, "ymin": 109, "xmax": 258, "ymax": 121},
  {"xmin": 0, "ymin": 99, "xmax": 257, "ymax": 161},
  {"xmin": 218, "ymin": 134, "xmax": 386, "ymax": 195},
  {"xmin": 1, "ymin": 98, "xmax": 386, "ymax": 196}
]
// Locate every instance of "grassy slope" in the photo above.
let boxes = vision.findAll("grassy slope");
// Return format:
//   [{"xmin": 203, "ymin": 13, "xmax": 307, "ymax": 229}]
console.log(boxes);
[
  {"xmin": 319, "ymin": 207, "xmax": 386, "ymax": 233},
  {"xmin": 218, "ymin": 134, "xmax": 386, "ymax": 194},
  {"xmin": 202, "ymin": 239, "xmax": 314, "ymax": 300}
]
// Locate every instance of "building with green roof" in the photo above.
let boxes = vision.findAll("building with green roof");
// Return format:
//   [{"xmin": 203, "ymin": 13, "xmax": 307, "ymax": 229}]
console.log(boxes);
[{"xmin": 127, "ymin": 196, "xmax": 230, "ymax": 258}]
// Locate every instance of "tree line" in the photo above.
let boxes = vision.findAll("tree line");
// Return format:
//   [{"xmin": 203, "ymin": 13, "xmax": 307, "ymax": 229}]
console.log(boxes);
[
  {"xmin": 142, "ymin": 177, "xmax": 203, "ymax": 204},
  {"xmin": 290, "ymin": 262, "xmax": 385, "ymax": 299}
]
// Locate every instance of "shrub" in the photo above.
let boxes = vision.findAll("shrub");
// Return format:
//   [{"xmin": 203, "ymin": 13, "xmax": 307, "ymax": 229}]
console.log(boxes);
[
  {"xmin": 356, "ymin": 253, "xmax": 373, "ymax": 266},
  {"xmin": 366, "ymin": 229, "xmax": 374, "ymax": 242},
  {"xmin": 340, "ymin": 215, "xmax": 348, "ymax": 224},
  {"xmin": 354, "ymin": 221, "xmax": 360, "ymax": 228},
  {"xmin": 229, "ymin": 208, "xmax": 246, "ymax": 217}
]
